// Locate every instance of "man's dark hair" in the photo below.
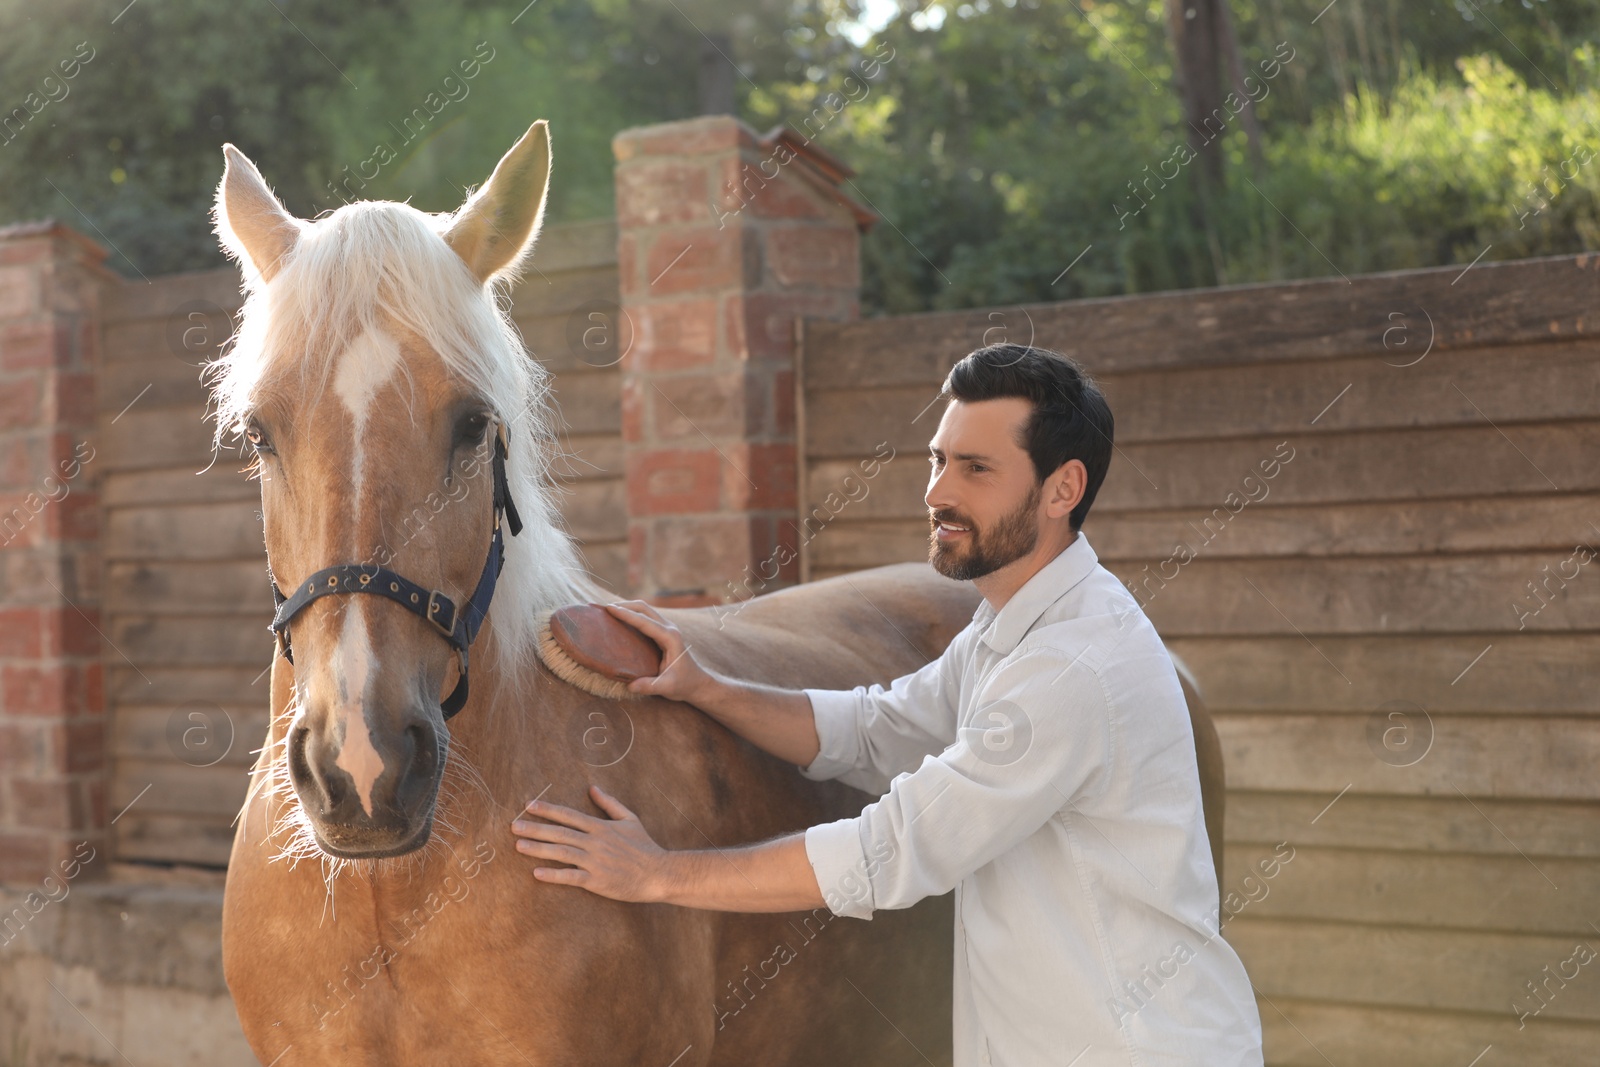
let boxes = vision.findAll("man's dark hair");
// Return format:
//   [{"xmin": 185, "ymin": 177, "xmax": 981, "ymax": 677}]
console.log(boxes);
[{"xmin": 942, "ymin": 343, "xmax": 1114, "ymax": 530}]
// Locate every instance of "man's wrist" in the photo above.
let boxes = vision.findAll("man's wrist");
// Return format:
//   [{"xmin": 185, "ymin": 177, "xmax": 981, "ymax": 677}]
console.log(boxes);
[{"xmin": 650, "ymin": 849, "xmax": 700, "ymax": 906}]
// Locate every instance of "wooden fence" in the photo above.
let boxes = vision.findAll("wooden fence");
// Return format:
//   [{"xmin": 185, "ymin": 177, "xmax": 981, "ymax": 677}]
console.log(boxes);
[
  {"xmin": 88, "ymin": 227, "xmax": 1600, "ymax": 1063},
  {"xmin": 797, "ymin": 252, "xmax": 1600, "ymax": 1065}
]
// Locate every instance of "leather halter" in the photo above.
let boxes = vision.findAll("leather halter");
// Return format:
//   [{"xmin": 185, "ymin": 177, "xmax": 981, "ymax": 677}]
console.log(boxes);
[{"xmin": 267, "ymin": 425, "xmax": 524, "ymax": 720}]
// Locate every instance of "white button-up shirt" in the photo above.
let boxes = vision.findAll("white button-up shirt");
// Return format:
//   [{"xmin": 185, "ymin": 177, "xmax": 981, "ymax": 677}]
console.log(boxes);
[{"xmin": 801, "ymin": 532, "xmax": 1263, "ymax": 1066}]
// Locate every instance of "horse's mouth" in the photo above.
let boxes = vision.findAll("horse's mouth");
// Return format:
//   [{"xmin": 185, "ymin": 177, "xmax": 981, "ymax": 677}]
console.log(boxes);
[{"xmin": 310, "ymin": 810, "xmax": 436, "ymax": 860}]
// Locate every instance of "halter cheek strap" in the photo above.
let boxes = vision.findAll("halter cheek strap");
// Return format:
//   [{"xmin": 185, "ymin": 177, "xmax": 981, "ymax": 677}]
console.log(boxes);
[{"xmin": 267, "ymin": 426, "xmax": 524, "ymax": 721}]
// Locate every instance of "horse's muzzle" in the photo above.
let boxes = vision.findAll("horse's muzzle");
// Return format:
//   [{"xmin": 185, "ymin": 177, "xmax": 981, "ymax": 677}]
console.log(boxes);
[{"xmin": 287, "ymin": 709, "xmax": 444, "ymax": 858}]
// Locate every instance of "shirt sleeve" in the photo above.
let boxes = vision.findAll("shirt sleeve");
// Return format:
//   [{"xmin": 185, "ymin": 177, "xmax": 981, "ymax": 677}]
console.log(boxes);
[
  {"xmin": 803, "ymin": 648, "xmax": 1113, "ymax": 919},
  {"xmin": 797, "ymin": 624, "xmax": 973, "ymax": 795}
]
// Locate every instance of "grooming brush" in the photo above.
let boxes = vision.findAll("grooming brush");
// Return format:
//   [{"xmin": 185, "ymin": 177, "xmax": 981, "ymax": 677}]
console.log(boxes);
[{"xmin": 534, "ymin": 604, "xmax": 665, "ymax": 700}]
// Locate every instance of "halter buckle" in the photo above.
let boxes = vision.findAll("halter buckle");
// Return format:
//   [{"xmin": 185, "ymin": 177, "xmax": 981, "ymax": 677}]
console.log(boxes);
[{"xmin": 427, "ymin": 590, "xmax": 458, "ymax": 639}]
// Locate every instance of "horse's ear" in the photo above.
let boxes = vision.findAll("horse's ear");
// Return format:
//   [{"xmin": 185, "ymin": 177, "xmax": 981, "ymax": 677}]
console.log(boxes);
[
  {"xmin": 443, "ymin": 120, "xmax": 551, "ymax": 285},
  {"xmin": 214, "ymin": 144, "xmax": 303, "ymax": 283}
]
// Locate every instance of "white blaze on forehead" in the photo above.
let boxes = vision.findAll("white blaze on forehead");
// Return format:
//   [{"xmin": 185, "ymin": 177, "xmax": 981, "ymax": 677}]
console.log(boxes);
[
  {"xmin": 333, "ymin": 325, "xmax": 403, "ymax": 503},
  {"xmin": 332, "ymin": 606, "xmax": 385, "ymax": 817}
]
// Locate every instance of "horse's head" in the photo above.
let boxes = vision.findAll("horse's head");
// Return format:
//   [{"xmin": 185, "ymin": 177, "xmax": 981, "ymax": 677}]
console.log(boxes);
[{"xmin": 210, "ymin": 123, "xmax": 589, "ymax": 859}]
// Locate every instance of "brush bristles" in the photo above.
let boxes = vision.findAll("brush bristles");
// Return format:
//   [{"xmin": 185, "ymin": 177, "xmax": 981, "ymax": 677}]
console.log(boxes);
[{"xmin": 534, "ymin": 611, "xmax": 634, "ymax": 700}]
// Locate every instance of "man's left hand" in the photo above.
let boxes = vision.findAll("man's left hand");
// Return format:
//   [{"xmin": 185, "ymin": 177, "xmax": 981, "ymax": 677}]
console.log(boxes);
[{"xmin": 511, "ymin": 786, "xmax": 668, "ymax": 903}]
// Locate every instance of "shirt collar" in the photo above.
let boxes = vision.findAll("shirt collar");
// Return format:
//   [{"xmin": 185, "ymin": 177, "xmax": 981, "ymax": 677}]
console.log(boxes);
[{"xmin": 974, "ymin": 532, "xmax": 1101, "ymax": 655}]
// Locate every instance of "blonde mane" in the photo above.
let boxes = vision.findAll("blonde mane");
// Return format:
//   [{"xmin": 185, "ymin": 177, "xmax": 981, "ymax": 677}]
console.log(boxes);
[{"xmin": 206, "ymin": 198, "xmax": 609, "ymax": 675}]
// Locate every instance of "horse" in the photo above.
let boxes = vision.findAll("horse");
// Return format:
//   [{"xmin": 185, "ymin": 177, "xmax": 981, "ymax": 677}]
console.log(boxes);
[{"xmin": 213, "ymin": 120, "xmax": 1226, "ymax": 1066}]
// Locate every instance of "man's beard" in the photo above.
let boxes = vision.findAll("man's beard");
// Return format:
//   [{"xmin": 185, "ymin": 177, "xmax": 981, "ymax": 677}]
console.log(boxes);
[{"xmin": 928, "ymin": 480, "xmax": 1042, "ymax": 582}]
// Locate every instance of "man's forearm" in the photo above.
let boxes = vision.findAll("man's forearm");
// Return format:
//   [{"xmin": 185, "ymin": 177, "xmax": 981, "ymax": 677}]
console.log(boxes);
[
  {"xmin": 688, "ymin": 674, "xmax": 821, "ymax": 768},
  {"xmin": 655, "ymin": 832, "xmax": 825, "ymax": 913}
]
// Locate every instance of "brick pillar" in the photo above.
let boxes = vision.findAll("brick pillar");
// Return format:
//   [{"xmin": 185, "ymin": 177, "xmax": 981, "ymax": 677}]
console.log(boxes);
[
  {"xmin": 614, "ymin": 116, "xmax": 873, "ymax": 605},
  {"xmin": 0, "ymin": 221, "xmax": 108, "ymax": 884}
]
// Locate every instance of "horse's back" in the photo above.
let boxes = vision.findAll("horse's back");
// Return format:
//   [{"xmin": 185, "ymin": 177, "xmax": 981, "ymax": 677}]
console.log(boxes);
[{"xmin": 673, "ymin": 562, "xmax": 982, "ymax": 692}]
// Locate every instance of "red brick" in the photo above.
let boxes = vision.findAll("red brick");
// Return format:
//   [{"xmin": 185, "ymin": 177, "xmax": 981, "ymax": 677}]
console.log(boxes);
[
  {"xmin": 61, "ymin": 721, "xmax": 105, "ymax": 774},
  {"xmin": 626, "ymin": 524, "xmax": 647, "ymax": 591},
  {"xmin": 0, "ymin": 493, "xmax": 43, "ymax": 549},
  {"xmin": 0, "ymin": 238, "xmax": 53, "ymax": 266},
  {"xmin": 0, "ymin": 436, "xmax": 43, "ymax": 492},
  {"xmin": 617, "ymin": 232, "xmax": 643, "ymax": 298},
  {"xmin": 634, "ymin": 299, "xmax": 718, "ymax": 372},
  {"xmin": 646, "ymin": 515, "xmax": 761, "ymax": 594},
  {"xmin": 0, "ymin": 265, "xmax": 40, "ymax": 319},
  {"xmin": 49, "ymin": 488, "xmax": 98, "ymax": 542},
  {"xmin": 725, "ymin": 292, "xmax": 853, "ymax": 363},
  {"xmin": 0, "ymin": 722, "xmax": 50, "ymax": 775},
  {"xmin": 0, "ymin": 832, "xmax": 51, "ymax": 882},
  {"xmin": 0, "ymin": 321, "xmax": 62, "ymax": 372},
  {"xmin": 9, "ymin": 777, "xmax": 77, "ymax": 832},
  {"xmin": 715, "ymin": 155, "xmax": 831, "ymax": 224},
  {"xmin": 764, "ymin": 226, "xmax": 859, "ymax": 289},
  {"xmin": 626, "ymin": 449, "xmax": 722, "ymax": 516},
  {"xmin": 649, "ymin": 372, "xmax": 755, "ymax": 440},
  {"xmin": 616, "ymin": 117, "xmax": 755, "ymax": 163},
  {"xmin": 643, "ymin": 227, "xmax": 748, "ymax": 297},
  {"xmin": 0, "ymin": 371, "xmax": 40, "ymax": 426},
  {"xmin": 615, "ymin": 162, "xmax": 711, "ymax": 229},
  {"xmin": 52, "ymin": 371, "xmax": 96, "ymax": 426},
  {"xmin": 0, "ymin": 607, "xmax": 44, "ymax": 657},
  {"xmin": 4, "ymin": 664, "xmax": 73, "ymax": 716},
  {"xmin": 43, "ymin": 607, "xmax": 101, "ymax": 658},
  {"xmin": 725, "ymin": 442, "xmax": 797, "ymax": 512}
]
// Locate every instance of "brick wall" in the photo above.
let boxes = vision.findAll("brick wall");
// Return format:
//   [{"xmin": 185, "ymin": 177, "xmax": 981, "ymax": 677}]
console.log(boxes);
[
  {"xmin": 0, "ymin": 221, "xmax": 112, "ymax": 885},
  {"xmin": 613, "ymin": 116, "xmax": 872, "ymax": 606}
]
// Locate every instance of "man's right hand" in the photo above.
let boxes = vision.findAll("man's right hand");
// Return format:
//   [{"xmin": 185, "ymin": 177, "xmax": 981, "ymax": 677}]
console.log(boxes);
[{"xmin": 602, "ymin": 601, "xmax": 719, "ymax": 707}]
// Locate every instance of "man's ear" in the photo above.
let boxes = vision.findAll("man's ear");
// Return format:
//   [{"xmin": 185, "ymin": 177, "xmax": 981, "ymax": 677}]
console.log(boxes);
[
  {"xmin": 442, "ymin": 120, "xmax": 552, "ymax": 285},
  {"xmin": 214, "ymin": 144, "xmax": 303, "ymax": 283},
  {"xmin": 1046, "ymin": 460, "xmax": 1088, "ymax": 519}
]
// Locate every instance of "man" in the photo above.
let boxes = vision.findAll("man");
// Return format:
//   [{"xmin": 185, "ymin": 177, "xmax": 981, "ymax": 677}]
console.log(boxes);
[{"xmin": 511, "ymin": 344, "xmax": 1264, "ymax": 1065}]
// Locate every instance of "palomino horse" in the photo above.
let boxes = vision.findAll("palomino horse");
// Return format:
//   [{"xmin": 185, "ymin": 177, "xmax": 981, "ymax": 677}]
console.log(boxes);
[{"xmin": 214, "ymin": 121, "xmax": 1225, "ymax": 1066}]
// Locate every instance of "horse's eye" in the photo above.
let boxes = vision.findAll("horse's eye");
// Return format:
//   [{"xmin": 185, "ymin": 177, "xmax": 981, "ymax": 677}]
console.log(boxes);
[
  {"xmin": 245, "ymin": 422, "xmax": 275, "ymax": 454},
  {"xmin": 455, "ymin": 411, "xmax": 492, "ymax": 449}
]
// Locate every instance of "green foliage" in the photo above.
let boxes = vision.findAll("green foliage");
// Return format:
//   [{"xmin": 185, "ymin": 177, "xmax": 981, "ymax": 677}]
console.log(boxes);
[{"xmin": 1, "ymin": 0, "xmax": 1598, "ymax": 310}]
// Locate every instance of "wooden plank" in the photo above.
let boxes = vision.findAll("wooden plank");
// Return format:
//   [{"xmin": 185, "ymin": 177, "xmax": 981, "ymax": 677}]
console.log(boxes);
[
  {"xmin": 107, "ymin": 614, "xmax": 272, "ymax": 667},
  {"xmin": 1226, "ymin": 917, "xmax": 1600, "ymax": 1022},
  {"xmin": 96, "ymin": 356, "xmax": 214, "ymax": 414},
  {"xmin": 573, "ymin": 541, "xmax": 628, "ymax": 596},
  {"xmin": 102, "ymin": 465, "xmax": 259, "ymax": 507},
  {"xmin": 99, "ymin": 407, "xmax": 219, "ymax": 472},
  {"xmin": 1215, "ymin": 714, "xmax": 1600, "ymax": 799},
  {"xmin": 1110, "ymin": 554, "xmax": 1600, "ymax": 637},
  {"xmin": 804, "ymin": 252, "xmax": 1600, "ymax": 385},
  {"xmin": 554, "ymin": 476, "xmax": 625, "ymax": 543},
  {"xmin": 1251, "ymin": 995, "xmax": 1598, "ymax": 1067},
  {"xmin": 112, "ymin": 706, "xmax": 269, "ymax": 769},
  {"xmin": 811, "ymin": 422, "xmax": 1600, "ymax": 516},
  {"xmin": 1167, "ymin": 635, "xmax": 1600, "ymax": 715},
  {"xmin": 806, "ymin": 495, "xmax": 1600, "ymax": 568},
  {"xmin": 548, "ymin": 368, "xmax": 622, "ymax": 436},
  {"xmin": 1221, "ymin": 844, "xmax": 1592, "ymax": 935},
  {"xmin": 100, "ymin": 268, "xmax": 242, "ymax": 324},
  {"xmin": 107, "ymin": 561, "xmax": 271, "ymax": 615},
  {"xmin": 112, "ymin": 760, "xmax": 251, "ymax": 819},
  {"xmin": 113, "ymin": 813, "xmax": 236, "ymax": 868},
  {"xmin": 551, "ymin": 432, "xmax": 624, "ymax": 480},
  {"xmin": 106, "ymin": 501, "xmax": 264, "ymax": 562},
  {"xmin": 503, "ymin": 264, "xmax": 622, "ymax": 319},
  {"xmin": 107, "ymin": 666, "xmax": 271, "ymax": 706},
  {"xmin": 1090, "ymin": 493, "xmax": 1600, "ymax": 560},
  {"xmin": 803, "ymin": 339, "xmax": 1600, "ymax": 454},
  {"xmin": 509, "ymin": 218, "xmax": 618, "ymax": 277},
  {"xmin": 1226, "ymin": 791, "xmax": 1600, "ymax": 858}
]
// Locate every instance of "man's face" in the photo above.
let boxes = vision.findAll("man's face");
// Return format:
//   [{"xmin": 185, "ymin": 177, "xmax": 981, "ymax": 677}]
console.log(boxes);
[{"xmin": 926, "ymin": 397, "xmax": 1044, "ymax": 581}]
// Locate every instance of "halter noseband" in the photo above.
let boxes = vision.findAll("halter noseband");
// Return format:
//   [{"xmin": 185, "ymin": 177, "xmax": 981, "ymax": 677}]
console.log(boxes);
[{"xmin": 267, "ymin": 424, "xmax": 524, "ymax": 720}]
